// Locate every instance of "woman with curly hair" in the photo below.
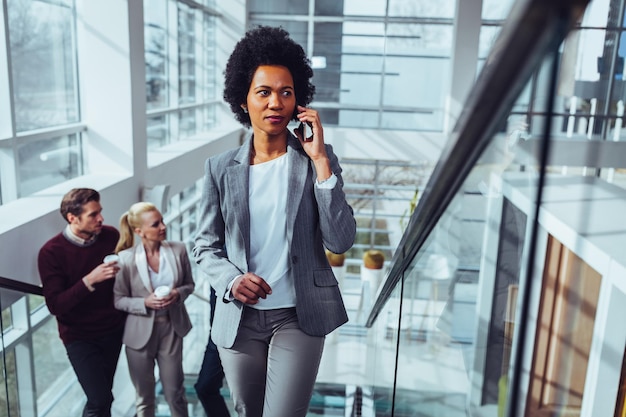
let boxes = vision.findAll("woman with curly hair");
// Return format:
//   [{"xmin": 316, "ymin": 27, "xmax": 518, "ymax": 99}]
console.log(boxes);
[{"xmin": 193, "ymin": 26, "xmax": 356, "ymax": 417}]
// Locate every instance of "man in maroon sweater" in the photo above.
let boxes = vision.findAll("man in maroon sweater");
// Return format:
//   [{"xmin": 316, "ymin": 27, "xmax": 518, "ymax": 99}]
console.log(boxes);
[{"xmin": 38, "ymin": 188, "xmax": 126, "ymax": 417}]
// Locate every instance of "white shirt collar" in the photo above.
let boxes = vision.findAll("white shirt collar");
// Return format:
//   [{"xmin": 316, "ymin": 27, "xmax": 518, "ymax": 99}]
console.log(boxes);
[{"xmin": 63, "ymin": 224, "xmax": 97, "ymax": 246}]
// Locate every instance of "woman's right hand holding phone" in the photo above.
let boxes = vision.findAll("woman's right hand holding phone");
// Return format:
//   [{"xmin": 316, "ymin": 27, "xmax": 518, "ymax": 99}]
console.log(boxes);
[{"xmin": 294, "ymin": 105, "xmax": 332, "ymax": 182}]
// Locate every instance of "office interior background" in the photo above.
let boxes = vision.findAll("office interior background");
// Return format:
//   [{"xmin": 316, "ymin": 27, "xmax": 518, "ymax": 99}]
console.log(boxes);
[{"xmin": 1, "ymin": 0, "xmax": 626, "ymax": 416}]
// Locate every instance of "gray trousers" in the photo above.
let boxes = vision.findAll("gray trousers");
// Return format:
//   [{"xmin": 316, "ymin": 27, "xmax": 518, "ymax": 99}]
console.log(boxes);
[
  {"xmin": 125, "ymin": 316, "xmax": 188, "ymax": 417},
  {"xmin": 217, "ymin": 307, "xmax": 325, "ymax": 417}
]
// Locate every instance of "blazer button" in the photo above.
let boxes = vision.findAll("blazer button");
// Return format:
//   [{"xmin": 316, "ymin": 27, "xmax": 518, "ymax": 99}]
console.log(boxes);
[{"xmin": 292, "ymin": 256, "xmax": 298, "ymax": 264}]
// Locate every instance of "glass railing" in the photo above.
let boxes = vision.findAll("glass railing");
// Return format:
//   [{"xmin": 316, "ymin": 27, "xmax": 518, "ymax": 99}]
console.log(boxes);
[
  {"xmin": 358, "ymin": 0, "xmax": 606, "ymax": 416},
  {"xmin": 0, "ymin": 277, "xmax": 114, "ymax": 417},
  {"xmin": 0, "ymin": 273, "xmax": 220, "ymax": 417}
]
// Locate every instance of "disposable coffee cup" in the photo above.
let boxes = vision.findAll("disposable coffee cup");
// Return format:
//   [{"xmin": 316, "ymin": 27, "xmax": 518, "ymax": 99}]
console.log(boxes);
[
  {"xmin": 154, "ymin": 286, "xmax": 171, "ymax": 298},
  {"xmin": 103, "ymin": 254, "xmax": 119, "ymax": 263}
]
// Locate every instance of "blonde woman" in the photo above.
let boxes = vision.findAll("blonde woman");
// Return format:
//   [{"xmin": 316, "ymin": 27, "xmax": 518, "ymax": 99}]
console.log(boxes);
[{"xmin": 113, "ymin": 202, "xmax": 194, "ymax": 417}]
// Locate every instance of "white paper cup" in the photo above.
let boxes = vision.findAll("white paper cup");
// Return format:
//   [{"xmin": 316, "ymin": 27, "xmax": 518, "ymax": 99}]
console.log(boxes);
[
  {"xmin": 154, "ymin": 286, "xmax": 171, "ymax": 298},
  {"xmin": 103, "ymin": 254, "xmax": 119, "ymax": 263}
]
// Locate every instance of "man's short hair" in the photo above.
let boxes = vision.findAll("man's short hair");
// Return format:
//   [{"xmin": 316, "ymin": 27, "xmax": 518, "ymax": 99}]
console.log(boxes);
[{"xmin": 60, "ymin": 188, "xmax": 100, "ymax": 223}]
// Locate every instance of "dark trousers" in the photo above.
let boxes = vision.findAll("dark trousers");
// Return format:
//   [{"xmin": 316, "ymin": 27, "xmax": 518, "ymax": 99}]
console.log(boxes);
[
  {"xmin": 195, "ymin": 288, "xmax": 230, "ymax": 417},
  {"xmin": 65, "ymin": 326, "xmax": 124, "ymax": 417}
]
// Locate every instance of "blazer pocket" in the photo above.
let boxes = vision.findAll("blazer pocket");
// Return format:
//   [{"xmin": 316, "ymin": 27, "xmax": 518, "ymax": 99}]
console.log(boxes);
[{"xmin": 313, "ymin": 268, "xmax": 338, "ymax": 287}]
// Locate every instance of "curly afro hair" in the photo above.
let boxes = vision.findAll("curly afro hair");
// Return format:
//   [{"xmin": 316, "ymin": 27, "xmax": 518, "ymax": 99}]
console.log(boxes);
[{"xmin": 223, "ymin": 26, "xmax": 315, "ymax": 128}]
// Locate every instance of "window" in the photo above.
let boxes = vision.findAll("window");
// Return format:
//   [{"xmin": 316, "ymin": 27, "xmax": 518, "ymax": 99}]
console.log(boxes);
[
  {"xmin": 144, "ymin": 0, "xmax": 218, "ymax": 151},
  {"xmin": 1, "ymin": 0, "xmax": 82, "ymax": 204},
  {"xmin": 249, "ymin": 0, "xmax": 454, "ymax": 131},
  {"xmin": 8, "ymin": 0, "xmax": 79, "ymax": 132}
]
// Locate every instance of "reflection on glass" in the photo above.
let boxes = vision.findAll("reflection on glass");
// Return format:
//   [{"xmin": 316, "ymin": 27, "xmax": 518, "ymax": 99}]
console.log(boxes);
[
  {"xmin": 478, "ymin": 26, "xmax": 502, "ymax": 60},
  {"xmin": 17, "ymin": 134, "xmax": 83, "ymax": 198},
  {"xmin": 248, "ymin": 19, "xmax": 308, "ymax": 46},
  {"xmin": 341, "ymin": 22, "xmax": 385, "ymax": 55},
  {"xmin": 146, "ymin": 5, "xmax": 216, "ymax": 149},
  {"xmin": 33, "ymin": 318, "xmax": 70, "ymax": 397},
  {"xmin": 343, "ymin": 0, "xmax": 386, "ymax": 17},
  {"xmin": 386, "ymin": 24, "xmax": 453, "ymax": 56},
  {"xmin": 0, "ymin": 350, "xmax": 18, "ymax": 417},
  {"xmin": 33, "ymin": 318, "xmax": 85, "ymax": 416},
  {"xmin": 251, "ymin": 6, "xmax": 447, "ymax": 131},
  {"xmin": 7, "ymin": 0, "xmax": 79, "ymax": 132},
  {"xmin": 179, "ymin": 109, "xmax": 196, "ymax": 139},
  {"xmin": 313, "ymin": 22, "xmax": 343, "ymax": 103},
  {"xmin": 341, "ymin": 159, "xmax": 433, "ymax": 270},
  {"xmin": 481, "ymin": 0, "xmax": 516, "ymax": 20},
  {"xmin": 202, "ymin": 14, "xmax": 216, "ymax": 102},
  {"xmin": 1, "ymin": 306, "xmax": 13, "ymax": 332},
  {"xmin": 390, "ymin": 219, "xmax": 471, "ymax": 414},
  {"xmin": 188, "ymin": 207, "xmax": 197, "ymax": 237},
  {"xmin": 203, "ymin": 104, "xmax": 217, "ymax": 131},
  {"xmin": 388, "ymin": 0, "xmax": 455, "ymax": 19},
  {"xmin": 315, "ymin": 0, "xmax": 342, "ymax": 16},
  {"xmin": 145, "ymin": 0, "xmax": 168, "ymax": 111},
  {"xmin": 28, "ymin": 294, "xmax": 46, "ymax": 313},
  {"xmin": 481, "ymin": 199, "xmax": 525, "ymax": 406},
  {"xmin": 380, "ymin": 110, "xmax": 443, "ymax": 131},
  {"xmin": 341, "ymin": 72, "xmax": 381, "ymax": 108},
  {"xmin": 383, "ymin": 56, "xmax": 447, "ymax": 108},
  {"xmin": 368, "ymin": 275, "xmax": 401, "ymax": 416},
  {"xmin": 248, "ymin": 0, "xmax": 307, "ymax": 14},
  {"xmin": 178, "ymin": 3, "xmax": 196, "ymax": 105},
  {"xmin": 147, "ymin": 115, "xmax": 168, "ymax": 150},
  {"xmin": 338, "ymin": 22, "xmax": 384, "ymax": 109},
  {"xmin": 180, "ymin": 184, "xmax": 197, "ymax": 205}
]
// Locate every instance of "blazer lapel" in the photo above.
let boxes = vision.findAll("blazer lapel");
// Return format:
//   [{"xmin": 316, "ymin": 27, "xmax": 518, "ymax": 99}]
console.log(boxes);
[
  {"xmin": 225, "ymin": 139, "xmax": 252, "ymax": 259},
  {"xmin": 286, "ymin": 136, "xmax": 308, "ymax": 245},
  {"xmin": 160, "ymin": 242, "xmax": 178, "ymax": 286},
  {"xmin": 134, "ymin": 245, "xmax": 153, "ymax": 292}
]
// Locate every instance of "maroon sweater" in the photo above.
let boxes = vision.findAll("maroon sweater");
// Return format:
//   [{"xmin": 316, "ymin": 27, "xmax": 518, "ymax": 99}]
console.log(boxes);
[{"xmin": 38, "ymin": 225, "xmax": 126, "ymax": 345}]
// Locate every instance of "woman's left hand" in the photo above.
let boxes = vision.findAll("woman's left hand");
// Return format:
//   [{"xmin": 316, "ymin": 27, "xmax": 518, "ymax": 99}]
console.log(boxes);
[
  {"xmin": 162, "ymin": 288, "xmax": 180, "ymax": 306},
  {"xmin": 152, "ymin": 289, "xmax": 179, "ymax": 310}
]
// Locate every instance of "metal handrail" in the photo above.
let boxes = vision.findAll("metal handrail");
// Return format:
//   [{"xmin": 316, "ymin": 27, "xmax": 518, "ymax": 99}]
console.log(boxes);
[
  {"xmin": 365, "ymin": 0, "xmax": 590, "ymax": 327},
  {"xmin": 0, "ymin": 276, "xmax": 43, "ymax": 296}
]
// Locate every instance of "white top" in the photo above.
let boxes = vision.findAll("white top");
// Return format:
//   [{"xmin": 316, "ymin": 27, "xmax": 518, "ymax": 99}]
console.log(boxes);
[
  {"xmin": 148, "ymin": 251, "xmax": 174, "ymax": 291},
  {"xmin": 248, "ymin": 153, "xmax": 296, "ymax": 309}
]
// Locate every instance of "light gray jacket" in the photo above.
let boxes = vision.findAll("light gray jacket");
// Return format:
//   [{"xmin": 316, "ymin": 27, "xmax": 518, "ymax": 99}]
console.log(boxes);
[
  {"xmin": 193, "ymin": 135, "xmax": 356, "ymax": 348},
  {"xmin": 114, "ymin": 241, "xmax": 194, "ymax": 350}
]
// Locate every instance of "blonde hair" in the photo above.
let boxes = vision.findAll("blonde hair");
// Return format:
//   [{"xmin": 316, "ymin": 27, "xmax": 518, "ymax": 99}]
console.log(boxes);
[{"xmin": 115, "ymin": 202, "xmax": 158, "ymax": 253}]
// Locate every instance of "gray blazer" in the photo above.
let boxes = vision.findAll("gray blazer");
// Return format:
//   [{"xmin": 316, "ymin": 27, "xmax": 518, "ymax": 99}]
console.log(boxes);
[
  {"xmin": 114, "ymin": 241, "xmax": 194, "ymax": 350},
  {"xmin": 193, "ymin": 135, "xmax": 356, "ymax": 348}
]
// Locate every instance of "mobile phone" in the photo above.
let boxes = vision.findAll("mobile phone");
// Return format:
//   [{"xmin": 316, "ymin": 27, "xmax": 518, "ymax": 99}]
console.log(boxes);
[
  {"xmin": 297, "ymin": 122, "xmax": 306, "ymax": 138},
  {"xmin": 298, "ymin": 122, "xmax": 312, "ymax": 141}
]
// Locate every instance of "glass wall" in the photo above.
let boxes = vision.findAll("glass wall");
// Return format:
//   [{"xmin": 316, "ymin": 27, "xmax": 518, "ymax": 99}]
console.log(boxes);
[
  {"xmin": 0, "ymin": 0, "xmax": 220, "ymax": 206},
  {"xmin": 248, "ymin": 0, "xmax": 455, "ymax": 131},
  {"xmin": 0, "ymin": 0, "xmax": 82, "ymax": 203},
  {"xmin": 7, "ymin": 0, "xmax": 79, "ymax": 133},
  {"xmin": 358, "ymin": 0, "xmax": 626, "ymax": 416},
  {"xmin": 144, "ymin": 0, "xmax": 218, "ymax": 151}
]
